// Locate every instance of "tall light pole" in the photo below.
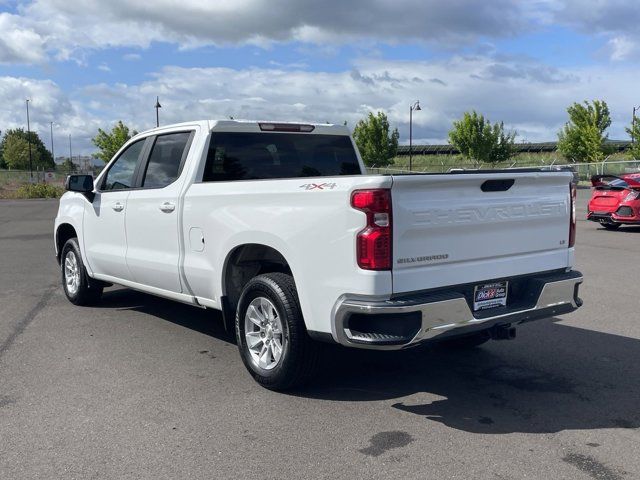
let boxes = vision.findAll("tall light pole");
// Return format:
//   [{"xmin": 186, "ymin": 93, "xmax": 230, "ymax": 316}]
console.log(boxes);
[
  {"xmin": 49, "ymin": 121, "xmax": 55, "ymax": 161},
  {"xmin": 155, "ymin": 96, "xmax": 162, "ymax": 128},
  {"xmin": 26, "ymin": 99, "xmax": 33, "ymax": 180},
  {"xmin": 409, "ymin": 100, "xmax": 421, "ymax": 171},
  {"xmin": 68, "ymin": 134, "xmax": 72, "ymax": 171},
  {"xmin": 633, "ymin": 106, "xmax": 640, "ymax": 145}
]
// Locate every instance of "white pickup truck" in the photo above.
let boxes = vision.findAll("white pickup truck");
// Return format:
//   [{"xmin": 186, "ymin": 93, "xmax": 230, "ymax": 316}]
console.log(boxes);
[{"xmin": 54, "ymin": 120, "xmax": 583, "ymax": 390}]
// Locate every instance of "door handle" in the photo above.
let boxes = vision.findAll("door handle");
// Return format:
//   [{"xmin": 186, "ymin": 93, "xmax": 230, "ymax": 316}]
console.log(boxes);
[
  {"xmin": 159, "ymin": 202, "xmax": 176, "ymax": 213},
  {"xmin": 112, "ymin": 202, "xmax": 124, "ymax": 212}
]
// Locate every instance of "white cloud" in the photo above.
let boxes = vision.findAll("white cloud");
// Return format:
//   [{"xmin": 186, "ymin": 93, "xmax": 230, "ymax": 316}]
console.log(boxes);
[
  {"xmin": 554, "ymin": 0, "xmax": 640, "ymax": 34},
  {"xmin": 0, "ymin": 13, "xmax": 47, "ymax": 64},
  {"xmin": 553, "ymin": 0, "xmax": 640, "ymax": 61},
  {"xmin": 0, "ymin": 76, "xmax": 105, "ymax": 154},
  {"xmin": 2, "ymin": 0, "xmax": 639, "ymax": 65},
  {"xmin": 3, "ymin": 0, "xmax": 532, "ymax": 63},
  {"xmin": 268, "ymin": 60, "xmax": 309, "ymax": 70},
  {"xmin": 606, "ymin": 36, "xmax": 640, "ymax": 61},
  {"xmin": 2, "ymin": 56, "xmax": 638, "ymax": 155}
]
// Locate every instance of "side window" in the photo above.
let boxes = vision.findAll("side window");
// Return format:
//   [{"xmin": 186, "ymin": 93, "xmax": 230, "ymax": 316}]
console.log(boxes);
[
  {"xmin": 102, "ymin": 140, "xmax": 145, "ymax": 191},
  {"xmin": 141, "ymin": 132, "xmax": 191, "ymax": 189}
]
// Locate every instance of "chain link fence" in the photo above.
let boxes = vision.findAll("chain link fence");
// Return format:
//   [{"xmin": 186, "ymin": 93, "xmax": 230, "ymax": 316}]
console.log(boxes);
[
  {"xmin": 5, "ymin": 160, "xmax": 639, "ymax": 187},
  {"xmin": 367, "ymin": 159, "xmax": 640, "ymax": 184},
  {"xmin": 0, "ymin": 169, "xmax": 63, "ymax": 186},
  {"xmin": 0, "ymin": 164, "xmax": 102, "ymax": 188}
]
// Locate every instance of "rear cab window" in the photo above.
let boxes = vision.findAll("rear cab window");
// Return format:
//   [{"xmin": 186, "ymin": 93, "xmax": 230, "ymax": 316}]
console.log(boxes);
[
  {"xmin": 141, "ymin": 132, "xmax": 192, "ymax": 189},
  {"xmin": 202, "ymin": 132, "xmax": 361, "ymax": 182}
]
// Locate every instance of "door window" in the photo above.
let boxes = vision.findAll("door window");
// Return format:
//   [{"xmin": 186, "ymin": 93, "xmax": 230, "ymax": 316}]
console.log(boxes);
[
  {"xmin": 102, "ymin": 140, "xmax": 145, "ymax": 190},
  {"xmin": 141, "ymin": 132, "xmax": 192, "ymax": 189}
]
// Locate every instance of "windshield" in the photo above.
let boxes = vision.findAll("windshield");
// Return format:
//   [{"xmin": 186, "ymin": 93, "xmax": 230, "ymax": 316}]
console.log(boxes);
[{"xmin": 202, "ymin": 132, "xmax": 361, "ymax": 181}]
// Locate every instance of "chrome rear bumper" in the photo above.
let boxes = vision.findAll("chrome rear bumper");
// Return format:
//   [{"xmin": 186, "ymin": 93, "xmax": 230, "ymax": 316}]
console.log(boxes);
[{"xmin": 332, "ymin": 271, "xmax": 583, "ymax": 350}]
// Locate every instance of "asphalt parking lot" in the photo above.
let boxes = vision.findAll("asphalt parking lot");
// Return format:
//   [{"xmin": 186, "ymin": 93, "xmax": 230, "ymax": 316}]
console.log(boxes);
[{"xmin": 1, "ymin": 189, "xmax": 639, "ymax": 479}]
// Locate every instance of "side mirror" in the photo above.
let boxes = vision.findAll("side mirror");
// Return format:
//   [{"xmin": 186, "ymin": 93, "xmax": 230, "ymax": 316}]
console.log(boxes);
[
  {"xmin": 65, "ymin": 174, "xmax": 95, "ymax": 201},
  {"xmin": 65, "ymin": 174, "xmax": 94, "ymax": 193}
]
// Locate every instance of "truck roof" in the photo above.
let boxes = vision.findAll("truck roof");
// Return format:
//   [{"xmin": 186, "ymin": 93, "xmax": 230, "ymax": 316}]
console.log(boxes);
[{"xmin": 134, "ymin": 120, "xmax": 351, "ymax": 138}]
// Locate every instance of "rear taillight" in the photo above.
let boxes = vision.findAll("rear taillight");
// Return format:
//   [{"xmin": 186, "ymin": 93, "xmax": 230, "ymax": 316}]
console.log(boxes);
[
  {"xmin": 351, "ymin": 189, "xmax": 392, "ymax": 270},
  {"xmin": 624, "ymin": 190, "xmax": 640, "ymax": 202},
  {"xmin": 569, "ymin": 183, "xmax": 576, "ymax": 247}
]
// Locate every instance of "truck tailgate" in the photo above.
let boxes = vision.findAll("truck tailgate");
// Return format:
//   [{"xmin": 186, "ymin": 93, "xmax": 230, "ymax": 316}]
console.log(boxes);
[{"xmin": 391, "ymin": 171, "xmax": 573, "ymax": 294}]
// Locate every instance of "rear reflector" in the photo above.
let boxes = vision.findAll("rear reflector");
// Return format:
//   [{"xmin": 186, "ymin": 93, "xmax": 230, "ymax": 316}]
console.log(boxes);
[
  {"xmin": 351, "ymin": 189, "xmax": 392, "ymax": 270},
  {"xmin": 258, "ymin": 123, "xmax": 315, "ymax": 132}
]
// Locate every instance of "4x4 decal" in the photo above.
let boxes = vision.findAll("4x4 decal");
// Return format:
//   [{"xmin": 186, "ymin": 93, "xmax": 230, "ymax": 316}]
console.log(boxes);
[{"xmin": 299, "ymin": 183, "xmax": 338, "ymax": 190}]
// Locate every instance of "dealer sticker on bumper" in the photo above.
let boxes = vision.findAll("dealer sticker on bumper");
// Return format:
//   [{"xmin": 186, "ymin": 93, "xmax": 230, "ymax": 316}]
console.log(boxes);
[{"xmin": 473, "ymin": 281, "xmax": 508, "ymax": 311}]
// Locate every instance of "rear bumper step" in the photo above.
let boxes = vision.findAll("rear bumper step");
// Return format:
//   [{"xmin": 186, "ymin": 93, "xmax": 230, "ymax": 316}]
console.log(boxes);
[{"xmin": 332, "ymin": 270, "xmax": 583, "ymax": 350}]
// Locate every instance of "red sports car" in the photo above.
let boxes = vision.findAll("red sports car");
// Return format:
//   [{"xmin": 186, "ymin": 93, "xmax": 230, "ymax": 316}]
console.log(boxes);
[{"xmin": 587, "ymin": 173, "xmax": 640, "ymax": 230}]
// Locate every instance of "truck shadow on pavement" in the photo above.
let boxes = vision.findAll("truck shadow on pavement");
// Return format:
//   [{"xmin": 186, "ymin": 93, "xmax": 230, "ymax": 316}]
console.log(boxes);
[
  {"xmin": 99, "ymin": 288, "xmax": 639, "ymax": 435},
  {"xmin": 303, "ymin": 320, "xmax": 640, "ymax": 435},
  {"xmin": 99, "ymin": 287, "xmax": 231, "ymax": 339}
]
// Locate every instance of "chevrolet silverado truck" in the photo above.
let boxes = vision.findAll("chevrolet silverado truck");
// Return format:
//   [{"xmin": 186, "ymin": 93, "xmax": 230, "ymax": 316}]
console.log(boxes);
[{"xmin": 54, "ymin": 120, "xmax": 583, "ymax": 390}]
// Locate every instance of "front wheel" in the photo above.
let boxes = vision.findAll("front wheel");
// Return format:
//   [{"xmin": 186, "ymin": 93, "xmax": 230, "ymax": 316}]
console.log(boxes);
[
  {"xmin": 235, "ymin": 273, "xmax": 319, "ymax": 391},
  {"xmin": 61, "ymin": 238, "xmax": 103, "ymax": 305}
]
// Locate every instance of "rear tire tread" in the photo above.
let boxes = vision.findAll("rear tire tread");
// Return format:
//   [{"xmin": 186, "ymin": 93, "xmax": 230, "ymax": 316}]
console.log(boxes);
[{"xmin": 236, "ymin": 272, "xmax": 320, "ymax": 391}]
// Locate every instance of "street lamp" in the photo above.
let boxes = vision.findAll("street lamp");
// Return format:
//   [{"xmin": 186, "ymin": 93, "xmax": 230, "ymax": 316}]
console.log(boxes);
[
  {"xmin": 409, "ymin": 100, "xmax": 421, "ymax": 171},
  {"xmin": 155, "ymin": 96, "xmax": 162, "ymax": 128},
  {"xmin": 26, "ymin": 99, "xmax": 33, "ymax": 180},
  {"xmin": 50, "ymin": 121, "xmax": 55, "ymax": 161},
  {"xmin": 68, "ymin": 134, "xmax": 73, "ymax": 171}
]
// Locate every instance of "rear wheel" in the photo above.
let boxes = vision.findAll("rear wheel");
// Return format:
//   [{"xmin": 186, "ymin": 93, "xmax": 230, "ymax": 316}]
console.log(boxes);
[
  {"xmin": 61, "ymin": 238, "xmax": 103, "ymax": 305},
  {"xmin": 439, "ymin": 330, "xmax": 491, "ymax": 349},
  {"xmin": 235, "ymin": 273, "xmax": 319, "ymax": 391}
]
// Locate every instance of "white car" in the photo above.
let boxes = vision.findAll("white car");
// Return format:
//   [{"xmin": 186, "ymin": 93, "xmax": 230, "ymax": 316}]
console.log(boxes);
[{"xmin": 54, "ymin": 120, "xmax": 583, "ymax": 390}]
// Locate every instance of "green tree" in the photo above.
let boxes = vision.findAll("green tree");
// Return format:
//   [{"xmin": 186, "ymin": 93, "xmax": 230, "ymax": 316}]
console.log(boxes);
[
  {"xmin": 448, "ymin": 111, "xmax": 516, "ymax": 167},
  {"xmin": 60, "ymin": 158, "xmax": 76, "ymax": 173},
  {"xmin": 0, "ymin": 128, "xmax": 53, "ymax": 169},
  {"xmin": 626, "ymin": 115, "xmax": 640, "ymax": 160},
  {"xmin": 2, "ymin": 134, "xmax": 42, "ymax": 170},
  {"xmin": 92, "ymin": 121, "xmax": 137, "ymax": 163},
  {"xmin": 557, "ymin": 100, "xmax": 611, "ymax": 162},
  {"xmin": 352, "ymin": 111, "xmax": 399, "ymax": 167},
  {"xmin": 0, "ymin": 130, "xmax": 5, "ymax": 169}
]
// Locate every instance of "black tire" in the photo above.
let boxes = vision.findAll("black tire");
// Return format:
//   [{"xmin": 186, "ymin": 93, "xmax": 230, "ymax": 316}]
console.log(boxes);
[
  {"xmin": 439, "ymin": 330, "xmax": 491, "ymax": 349},
  {"xmin": 60, "ymin": 238, "xmax": 103, "ymax": 306},
  {"xmin": 601, "ymin": 221, "xmax": 621, "ymax": 231},
  {"xmin": 235, "ymin": 272, "xmax": 320, "ymax": 391}
]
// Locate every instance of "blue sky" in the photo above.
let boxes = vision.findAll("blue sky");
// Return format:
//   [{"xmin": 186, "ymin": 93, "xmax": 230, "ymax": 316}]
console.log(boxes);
[{"xmin": 1, "ymin": 0, "xmax": 640, "ymax": 154}]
